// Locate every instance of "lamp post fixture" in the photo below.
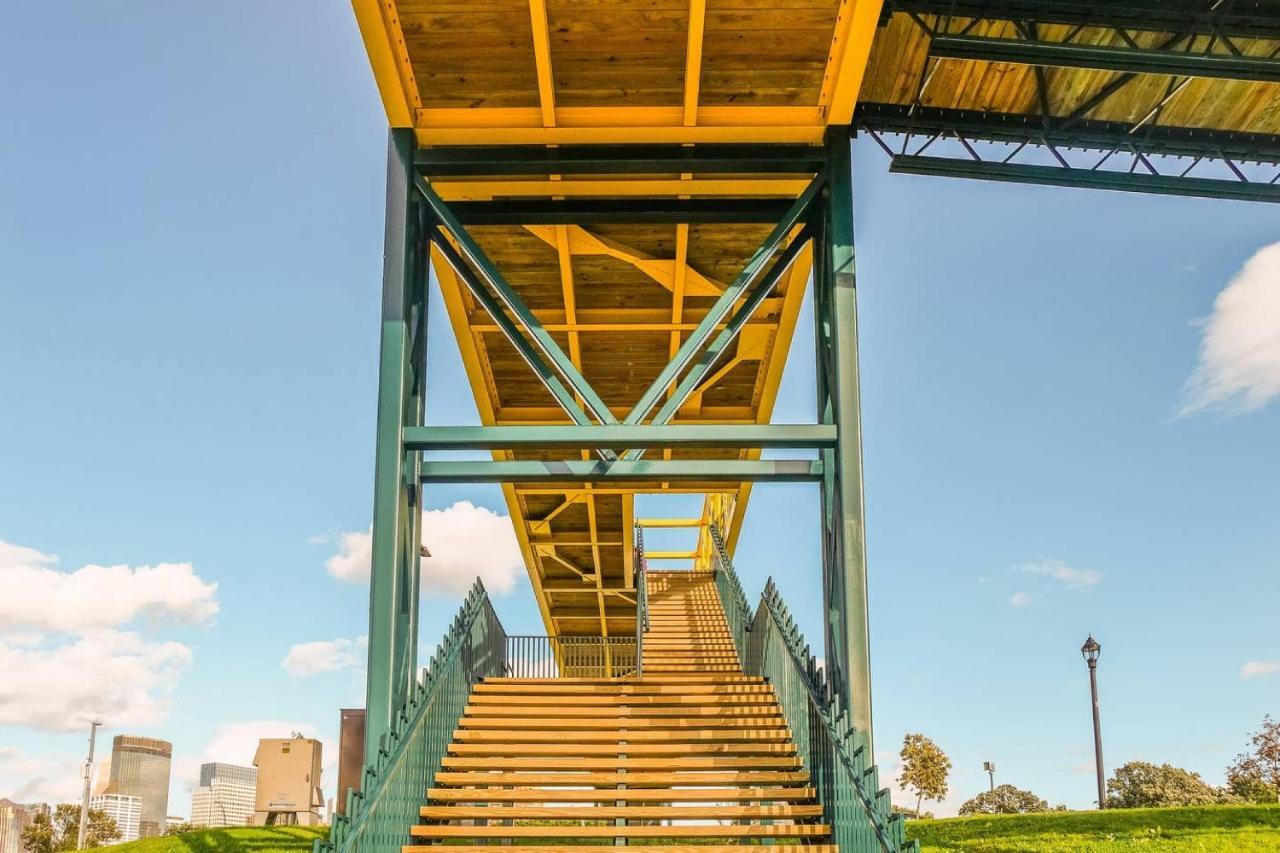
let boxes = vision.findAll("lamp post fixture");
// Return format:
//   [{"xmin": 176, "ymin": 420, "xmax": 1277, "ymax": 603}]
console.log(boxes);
[
  {"xmin": 1081, "ymin": 635, "xmax": 1105, "ymax": 809},
  {"xmin": 982, "ymin": 761, "xmax": 995, "ymax": 794}
]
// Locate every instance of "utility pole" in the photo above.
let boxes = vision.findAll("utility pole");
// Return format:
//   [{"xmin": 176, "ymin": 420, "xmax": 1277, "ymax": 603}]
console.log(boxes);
[
  {"xmin": 983, "ymin": 761, "xmax": 995, "ymax": 793},
  {"xmin": 77, "ymin": 721, "xmax": 103, "ymax": 849}
]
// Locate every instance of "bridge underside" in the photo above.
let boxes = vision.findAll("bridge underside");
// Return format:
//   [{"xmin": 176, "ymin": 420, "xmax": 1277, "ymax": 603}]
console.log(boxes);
[{"xmin": 353, "ymin": 0, "xmax": 1280, "ymax": 777}]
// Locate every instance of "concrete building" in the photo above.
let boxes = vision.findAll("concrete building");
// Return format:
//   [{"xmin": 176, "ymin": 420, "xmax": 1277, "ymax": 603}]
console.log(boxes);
[
  {"xmin": 190, "ymin": 763, "xmax": 257, "ymax": 827},
  {"xmin": 90, "ymin": 793, "xmax": 142, "ymax": 845},
  {"xmin": 103, "ymin": 736, "xmax": 172, "ymax": 838},
  {"xmin": 0, "ymin": 799, "xmax": 37, "ymax": 853},
  {"xmin": 251, "ymin": 737, "xmax": 323, "ymax": 826},
  {"xmin": 92, "ymin": 758, "xmax": 112, "ymax": 796}
]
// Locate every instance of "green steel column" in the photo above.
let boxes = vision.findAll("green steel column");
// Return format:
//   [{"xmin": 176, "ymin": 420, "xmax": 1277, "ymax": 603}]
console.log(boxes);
[
  {"xmin": 815, "ymin": 126, "xmax": 874, "ymax": 744},
  {"xmin": 365, "ymin": 128, "xmax": 425, "ymax": 762}
]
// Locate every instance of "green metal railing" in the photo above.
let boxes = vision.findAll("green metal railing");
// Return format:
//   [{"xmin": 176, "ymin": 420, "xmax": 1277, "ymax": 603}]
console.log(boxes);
[
  {"xmin": 709, "ymin": 525, "xmax": 752, "ymax": 659},
  {"xmin": 317, "ymin": 580, "xmax": 505, "ymax": 853},
  {"xmin": 709, "ymin": 527, "xmax": 916, "ymax": 853},
  {"xmin": 635, "ymin": 522, "xmax": 649, "ymax": 673},
  {"xmin": 504, "ymin": 635, "xmax": 639, "ymax": 678}
]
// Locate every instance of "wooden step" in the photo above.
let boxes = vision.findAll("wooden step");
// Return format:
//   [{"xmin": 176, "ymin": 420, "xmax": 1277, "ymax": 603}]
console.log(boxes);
[
  {"xmin": 472, "ymin": 683, "xmax": 770, "ymax": 696},
  {"xmin": 440, "ymin": 756, "xmax": 802, "ymax": 771},
  {"xmin": 426, "ymin": 787, "xmax": 817, "ymax": 803},
  {"xmin": 432, "ymin": 770, "xmax": 810, "ymax": 787},
  {"xmin": 480, "ymin": 675, "xmax": 757, "ymax": 685},
  {"xmin": 419, "ymin": 803, "xmax": 824, "ymax": 821},
  {"xmin": 463, "ymin": 704, "xmax": 783, "ymax": 718},
  {"xmin": 452, "ymin": 728, "xmax": 791, "ymax": 743},
  {"xmin": 447, "ymin": 742, "xmax": 796, "ymax": 757},
  {"xmin": 406, "ymin": 846, "xmax": 835, "ymax": 853},
  {"xmin": 458, "ymin": 715, "xmax": 787, "ymax": 730},
  {"xmin": 466, "ymin": 693, "xmax": 775, "ymax": 707},
  {"xmin": 408, "ymin": 823, "xmax": 830, "ymax": 839}
]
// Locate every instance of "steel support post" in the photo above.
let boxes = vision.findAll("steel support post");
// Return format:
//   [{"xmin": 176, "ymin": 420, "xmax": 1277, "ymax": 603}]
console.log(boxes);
[
  {"xmin": 365, "ymin": 128, "xmax": 428, "ymax": 763},
  {"xmin": 814, "ymin": 127, "xmax": 874, "ymax": 743}
]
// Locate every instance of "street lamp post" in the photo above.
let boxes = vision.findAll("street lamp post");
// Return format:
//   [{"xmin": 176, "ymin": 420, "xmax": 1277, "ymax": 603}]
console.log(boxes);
[
  {"xmin": 983, "ymin": 761, "xmax": 995, "ymax": 794},
  {"xmin": 1081, "ymin": 635, "xmax": 1105, "ymax": 809},
  {"xmin": 77, "ymin": 721, "xmax": 102, "ymax": 849}
]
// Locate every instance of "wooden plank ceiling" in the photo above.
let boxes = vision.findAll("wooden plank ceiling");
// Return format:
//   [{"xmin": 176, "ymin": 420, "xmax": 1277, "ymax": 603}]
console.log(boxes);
[{"xmin": 859, "ymin": 11, "xmax": 1280, "ymax": 134}]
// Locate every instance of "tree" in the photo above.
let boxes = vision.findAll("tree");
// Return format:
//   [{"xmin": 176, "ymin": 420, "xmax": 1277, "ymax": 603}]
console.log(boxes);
[
  {"xmin": 958, "ymin": 784, "xmax": 1050, "ymax": 815},
  {"xmin": 1227, "ymin": 715, "xmax": 1280, "ymax": 804},
  {"xmin": 898, "ymin": 733, "xmax": 952, "ymax": 815},
  {"xmin": 21, "ymin": 805, "xmax": 119, "ymax": 853},
  {"xmin": 1105, "ymin": 761, "xmax": 1221, "ymax": 808}
]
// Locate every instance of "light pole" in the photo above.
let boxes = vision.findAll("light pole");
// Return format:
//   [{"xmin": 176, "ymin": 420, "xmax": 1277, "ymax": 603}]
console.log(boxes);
[
  {"xmin": 983, "ymin": 761, "xmax": 995, "ymax": 794},
  {"xmin": 1081, "ymin": 635, "xmax": 1105, "ymax": 809},
  {"xmin": 77, "ymin": 720, "xmax": 103, "ymax": 849}
]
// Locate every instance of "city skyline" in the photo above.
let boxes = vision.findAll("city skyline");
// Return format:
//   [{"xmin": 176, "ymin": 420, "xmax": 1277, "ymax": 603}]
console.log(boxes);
[{"xmin": 1, "ymin": 0, "xmax": 1277, "ymax": 822}]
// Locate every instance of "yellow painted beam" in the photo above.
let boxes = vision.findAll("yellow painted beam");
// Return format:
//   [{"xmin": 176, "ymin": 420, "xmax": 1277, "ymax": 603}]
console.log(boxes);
[
  {"xmin": 637, "ymin": 518, "xmax": 702, "ymax": 528},
  {"xmin": 645, "ymin": 551, "xmax": 699, "ymax": 560},
  {"xmin": 528, "ymin": 0, "xmax": 557, "ymax": 128},
  {"xmin": 416, "ymin": 125, "xmax": 824, "ymax": 147},
  {"xmin": 526, "ymin": 225, "xmax": 723, "ymax": 297},
  {"xmin": 351, "ymin": 0, "xmax": 420, "ymax": 127},
  {"xmin": 432, "ymin": 179, "xmax": 810, "ymax": 201},
  {"xmin": 418, "ymin": 105, "xmax": 825, "ymax": 129},
  {"xmin": 819, "ymin": 0, "xmax": 886, "ymax": 124},
  {"xmin": 683, "ymin": 0, "xmax": 707, "ymax": 127}
]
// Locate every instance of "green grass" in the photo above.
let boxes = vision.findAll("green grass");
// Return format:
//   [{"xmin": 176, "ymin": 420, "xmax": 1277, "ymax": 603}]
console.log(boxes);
[
  {"xmin": 104, "ymin": 827, "xmax": 327, "ymax": 853},
  {"xmin": 906, "ymin": 803, "xmax": 1280, "ymax": 852}
]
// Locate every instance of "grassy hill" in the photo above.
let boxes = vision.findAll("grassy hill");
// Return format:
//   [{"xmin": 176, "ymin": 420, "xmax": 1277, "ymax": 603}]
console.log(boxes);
[
  {"xmin": 103, "ymin": 826, "xmax": 326, "ymax": 853},
  {"xmin": 907, "ymin": 803, "xmax": 1280, "ymax": 852}
]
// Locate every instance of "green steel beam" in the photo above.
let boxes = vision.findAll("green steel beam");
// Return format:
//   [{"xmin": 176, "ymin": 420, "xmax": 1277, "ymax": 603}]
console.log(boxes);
[
  {"xmin": 365, "ymin": 128, "xmax": 425, "ymax": 764},
  {"xmin": 415, "ymin": 177, "xmax": 618, "ymax": 425},
  {"xmin": 431, "ymin": 237, "xmax": 604, "ymax": 431},
  {"xmin": 930, "ymin": 34, "xmax": 1280, "ymax": 83},
  {"xmin": 419, "ymin": 459, "xmax": 824, "ymax": 484},
  {"xmin": 890, "ymin": 154, "xmax": 1280, "ymax": 203},
  {"xmin": 816, "ymin": 126, "xmax": 874, "ymax": 745},
  {"xmin": 415, "ymin": 143, "xmax": 824, "ymax": 177},
  {"xmin": 405, "ymin": 424, "xmax": 837, "ymax": 450},
  {"xmin": 623, "ymin": 178, "xmax": 823, "ymax": 427},
  {"xmin": 634, "ymin": 229, "xmax": 812, "ymax": 447}
]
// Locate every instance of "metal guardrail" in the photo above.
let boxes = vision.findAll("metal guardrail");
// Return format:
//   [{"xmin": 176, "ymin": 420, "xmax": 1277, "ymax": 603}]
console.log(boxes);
[
  {"xmin": 503, "ymin": 635, "xmax": 640, "ymax": 678},
  {"xmin": 635, "ymin": 523, "xmax": 649, "ymax": 674},
  {"xmin": 707, "ymin": 524, "xmax": 915, "ymax": 853},
  {"xmin": 318, "ymin": 579, "xmax": 505, "ymax": 853},
  {"xmin": 709, "ymin": 524, "xmax": 753, "ymax": 661}
]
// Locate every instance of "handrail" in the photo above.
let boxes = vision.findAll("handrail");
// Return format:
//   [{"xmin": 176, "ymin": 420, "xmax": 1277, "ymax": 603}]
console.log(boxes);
[
  {"xmin": 635, "ymin": 523, "xmax": 649, "ymax": 675},
  {"xmin": 504, "ymin": 635, "xmax": 639, "ymax": 678},
  {"xmin": 317, "ymin": 579, "xmax": 505, "ymax": 853},
  {"xmin": 708, "ymin": 523, "xmax": 752, "ymax": 661},
  {"xmin": 747, "ymin": 580, "xmax": 917, "ymax": 853}
]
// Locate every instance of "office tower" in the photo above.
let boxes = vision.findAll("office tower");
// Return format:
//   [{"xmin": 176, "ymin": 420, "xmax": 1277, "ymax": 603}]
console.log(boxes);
[
  {"xmin": 89, "ymin": 793, "xmax": 142, "ymax": 844},
  {"xmin": 104, "ymin": 736, "xmax": 172, "ymax": 838},
  {"xmin": 189, "ymin": 763, "xmax": 257, "ymax": 827}
]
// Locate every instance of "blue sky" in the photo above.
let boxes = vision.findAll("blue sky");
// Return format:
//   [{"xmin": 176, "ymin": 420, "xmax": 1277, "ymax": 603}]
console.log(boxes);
[{"xmin": 2, "ymin": 0, "xmax": 1277, "ymax": 819}]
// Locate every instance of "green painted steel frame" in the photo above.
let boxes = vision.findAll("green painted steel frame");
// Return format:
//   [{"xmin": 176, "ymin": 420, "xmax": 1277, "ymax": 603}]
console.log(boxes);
[
  {"xmin": 358, "ymin": 130, "xmax": 880, "ymax": 852},
  {"xmin": 364, "ymin": 128, "xmax": 427, "ymax": 766}
]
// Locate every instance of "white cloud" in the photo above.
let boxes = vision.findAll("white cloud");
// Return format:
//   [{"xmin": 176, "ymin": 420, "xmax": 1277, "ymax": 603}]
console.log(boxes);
[
  {"xmin": 0, "ymin": 746, "xmax": 83, "ymax": 803},
  {"xmin": 283, "ymin": 636, "xmax": 367, "ymax": 678},
  {"xmin": 1008, "ymin": 592, "xmax": 1036, "ymax": 608},
  {"xmin": 1241, "ymin": 660, "xmax": 1280, "ymax": 679},
  {"xmin": 0, "ymin": 630, "xmax": 192, "ymax": 731},
  {"xmin": 325, "ymin": 501, "xmax": 523, "ymax": 595},
  {"xmin": 1180, "ymin": 241, "xmax": 1280, "ymax": 415},
  {"xmin": 0, "ymin": 539, "xmax": 219, "ymax": 633},
  {"xmin": 1015, "ymin": 559, "xmax": 1101, "ymax": 590}
]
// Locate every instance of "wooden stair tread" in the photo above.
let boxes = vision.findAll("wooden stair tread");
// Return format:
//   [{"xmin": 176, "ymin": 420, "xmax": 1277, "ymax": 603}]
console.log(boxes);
[
  {"xmin": 448, "ymin": 742, "xmax": 797, "ymax": 756},
  {"xmin": 405, "ymin": 845, "xmax": 838, "ymax": 853},
  {"xmin": 425, "ymin": 787, "xmax": 817, "ymax": 802},
  {"xmin": 419, "ymin": 804, "xmax": 824, "ymax": 820},
  {"xmin": 432, "ymin": 770, "xmax": 810, "ymax": 786},
  {"xmin": 440, "ymin": 755, "xmax": 802, "ymax": 770},
  {"xmin": 452, "ymin": 728, "xmax": 790, "ymax": 742},
  {"xmin": 409, "ymin": 823, "xmax": 830, "ymax": 838}
]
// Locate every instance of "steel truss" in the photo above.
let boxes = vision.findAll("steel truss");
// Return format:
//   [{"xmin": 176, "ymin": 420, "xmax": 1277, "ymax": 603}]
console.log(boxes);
[
  {"xmin": 859, "ymin": 1, "xmax": 1280, "ymax": 201},
  {"xmin": 362, "ymin": 129, "xmax": 878, "ymax": 763}
]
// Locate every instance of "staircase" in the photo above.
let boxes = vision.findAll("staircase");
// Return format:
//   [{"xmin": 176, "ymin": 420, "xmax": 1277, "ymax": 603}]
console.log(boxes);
[{"xmin": 405, "ymin": 569, "xmax": 835, "ymax": 852}]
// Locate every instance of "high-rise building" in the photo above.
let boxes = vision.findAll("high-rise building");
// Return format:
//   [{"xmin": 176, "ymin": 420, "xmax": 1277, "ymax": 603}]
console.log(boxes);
[
  {"xmin": 92, "ymin": 758, "xmax": 112, "ymax": 796},
  {"xmin": 190, "ymin": 763, "xmax": 257, "ymax": 827},
  {"xmin": 251, "ymin": 737, "xmax": 323, "ymax": 826},
  {"xmin": 90, "ymin": 793, "xmax": 142, "ymax": 845},
  {"xmin": 0, "ymin": 799, "xmax": 33, "ymax": 853},
  {"xmin": 104, "ymin": 736, "xmax": 172, "ymax": 838}
]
